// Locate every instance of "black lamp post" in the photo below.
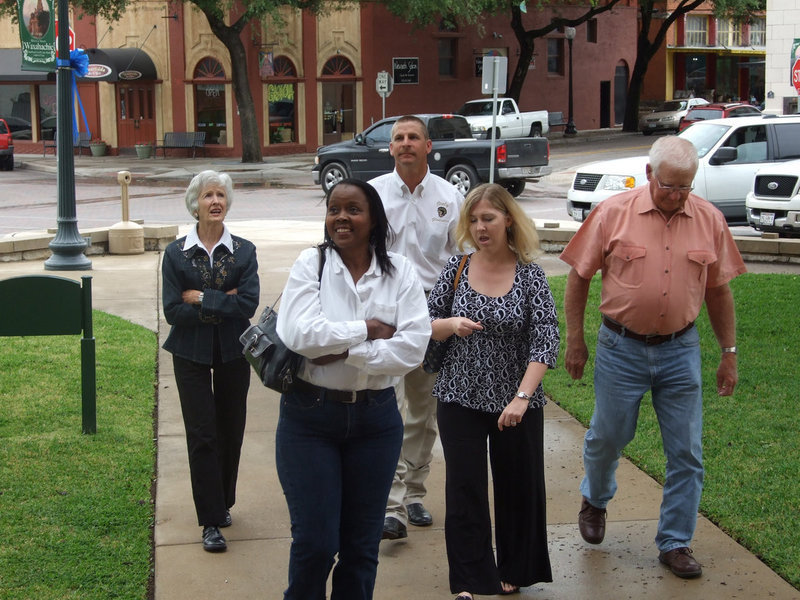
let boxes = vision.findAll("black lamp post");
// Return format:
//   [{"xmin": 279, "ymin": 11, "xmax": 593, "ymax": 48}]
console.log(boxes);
[
  {"xmin": 45, "ymin": 0, "xmax": 91, "ymax": 271},
  {"xmin": 564, "ymin": 26, "xmax": 578, "ymax": 136}
]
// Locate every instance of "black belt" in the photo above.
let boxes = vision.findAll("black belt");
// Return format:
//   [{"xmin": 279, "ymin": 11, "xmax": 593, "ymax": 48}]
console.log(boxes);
[
  {"xmin": 602, "ymin": 316, "xmax": 694, "ymax": 346},
  {"xmin": 293, "ymin": 377, "xmax": 378, "ymax": 404}
]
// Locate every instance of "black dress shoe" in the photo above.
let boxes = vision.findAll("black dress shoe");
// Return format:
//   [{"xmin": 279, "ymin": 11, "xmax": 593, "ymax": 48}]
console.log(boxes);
[
  {"xmin": 202, "ymin": 525, "xmax": 227, "ymax": 552},
  {"xmin": 221, "ymin": 510, "xmax": 232, "ymax": 528},
  {"xmin": 382, "ymin": 516, "xmax": 408, "ymax": 540},
  {"xmin": 406, "ymin": 502, "xmax": 432, "ymax": 527}
]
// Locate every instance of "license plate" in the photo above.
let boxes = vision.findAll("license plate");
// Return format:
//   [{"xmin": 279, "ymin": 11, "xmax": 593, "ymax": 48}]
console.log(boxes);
[
  {"xmin": 760, "ymin": 212, "xmax": 775, "ymax": 226},
  {"xmin": 571, "ymin": 208, "xmax": 584, "ymax": 221},
  {"xmin": 648, "ymin": 123, "xmax": 657, "ymax": 128}
]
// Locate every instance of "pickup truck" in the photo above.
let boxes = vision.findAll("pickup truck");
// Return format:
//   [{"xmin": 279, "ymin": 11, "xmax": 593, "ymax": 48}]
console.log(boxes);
[
  {"xmin": 312, "ymin": 114, "xmax": 551, "ymax": 197},
  {"xmin": 566, "ymin": 114, "xmax": 800, "ymax": 225},
  {"xmin": 746, "ymin": 158, "xmax": 800, "ymax": 236},
  {"xmin": 455, "ymin": 98, "xmax": 548, "ymax": 139},
  {"xmin": 0, "ymin": 118, "xmax": 13, "ymax": 170}
]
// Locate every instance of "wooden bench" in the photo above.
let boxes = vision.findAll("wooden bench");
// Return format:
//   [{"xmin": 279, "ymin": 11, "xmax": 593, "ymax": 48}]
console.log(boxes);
[
  {"xmin": 43, "ymin": 131, "xmax": 92, "ymax": 157},
  {"xmin": 548, "ymin": 111, "xmax": 568, "ymax": 129},
  {"xmin": 154, "ymin": 131, "xmax": 206, "ymax": 158},
  {"xmin": 0, "ymin": 275, "xmax": 96, "ymax": 433}
]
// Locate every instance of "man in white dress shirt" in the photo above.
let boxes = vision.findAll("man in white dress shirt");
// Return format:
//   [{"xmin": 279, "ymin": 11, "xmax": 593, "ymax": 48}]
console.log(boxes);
[{"xmin": 369, "ymin": 115, "xmax": 463, "ymax": 540}]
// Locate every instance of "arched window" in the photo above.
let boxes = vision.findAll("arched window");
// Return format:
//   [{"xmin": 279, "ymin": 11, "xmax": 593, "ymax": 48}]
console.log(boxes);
[
  {"xmin": 264, "ymin": 55, "xmax": 298, "ymax": 144},
  {"xmin": 193, "ymin": 57, "xmax": 226, "ymax": 144},
  {"xmin": 322, "ymin": 56, "xmax": 355, "ymax": 76}
]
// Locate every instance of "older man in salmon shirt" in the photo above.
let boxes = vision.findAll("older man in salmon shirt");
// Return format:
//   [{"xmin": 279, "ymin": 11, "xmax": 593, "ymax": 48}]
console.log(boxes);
[{"xmin": 560, "ymin": 135, "xmax": 746, "ymax": 579}]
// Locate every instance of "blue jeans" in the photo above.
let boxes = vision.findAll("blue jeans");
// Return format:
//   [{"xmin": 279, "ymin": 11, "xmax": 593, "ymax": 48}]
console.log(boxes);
[
  {"xmin": 275, "ymin": 386, "xmax": 403, "ymax": 600},
  {"xmin": 580, "ymin": 324, "xmax": 704, "ymax": 552}
]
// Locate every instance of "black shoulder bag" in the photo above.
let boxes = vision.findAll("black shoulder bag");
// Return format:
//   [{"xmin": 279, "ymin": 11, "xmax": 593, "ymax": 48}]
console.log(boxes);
[
  {"xmin": 240, "ymin": 247, "xmax": 325, "ymax": 393},
  {"xmin": 422, "ymin": 254, "xmax": 468, "ymax": 374}
]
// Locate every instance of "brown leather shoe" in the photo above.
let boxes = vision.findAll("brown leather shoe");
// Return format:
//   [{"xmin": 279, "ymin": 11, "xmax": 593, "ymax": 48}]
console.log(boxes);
[
  {"xmin": 658, "ymin": 547, "xmax": 702, "ymax": 578},
  {"xmin": 578, "ymin": 496, "xmax": 606, "ymax": 544}
]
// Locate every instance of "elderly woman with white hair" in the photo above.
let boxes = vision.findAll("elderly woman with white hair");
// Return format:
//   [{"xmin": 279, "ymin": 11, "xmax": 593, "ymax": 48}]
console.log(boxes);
[{"xmin": 162, "ymin": 170, "xmax": 260, "ymax": 553}]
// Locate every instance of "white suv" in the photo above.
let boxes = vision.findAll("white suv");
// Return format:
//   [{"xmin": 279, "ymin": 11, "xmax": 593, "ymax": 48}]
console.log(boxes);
[
  {"xmin": 746, "ymin": 159, "xmax": 800, "ymax": 235},
  {"xmin": 567, "ymin": 114, "xmax": 800, "ymax": 225}
]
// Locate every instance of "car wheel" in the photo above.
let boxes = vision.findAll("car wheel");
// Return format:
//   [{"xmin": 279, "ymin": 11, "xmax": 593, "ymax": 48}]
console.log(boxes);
[
  {"xmin": 641, "ymin": 129, "xmax": 653, "ymax": 136},
  {"xmin": 530, "ymin": 123, "xmax": 542, "ymax": 137},
  {"xmin": 501, "ymin": 179, "xmax": 526, "ymax": 197},
  {"xmin": 320, "ymin": 162, "xmax": 348, "ymax": 194},
  {"xmin": 445, "ymin": 163, "xmax": 479, "ymax": 196}
]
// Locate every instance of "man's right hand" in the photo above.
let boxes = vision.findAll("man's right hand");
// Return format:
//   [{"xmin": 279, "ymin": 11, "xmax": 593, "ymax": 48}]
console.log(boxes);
[{"xmin": 565, "ymin": 339, "xmax": 589, "ymax": 380}]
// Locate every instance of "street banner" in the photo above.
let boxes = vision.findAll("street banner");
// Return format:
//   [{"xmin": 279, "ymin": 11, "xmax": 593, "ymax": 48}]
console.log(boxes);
[{"xmin": 17, "ymin": 0, "xmax": 55, "ymax": 71}]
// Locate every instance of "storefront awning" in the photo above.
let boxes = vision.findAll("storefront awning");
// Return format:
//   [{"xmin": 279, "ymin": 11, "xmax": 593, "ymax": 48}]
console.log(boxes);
[
  {"xmin": 79, "ymin": 48, "xmax": 157, "ymax": 82},
  {"xmin": 0, "ymin": 49, "xmax": 56, "ymax": 82}
]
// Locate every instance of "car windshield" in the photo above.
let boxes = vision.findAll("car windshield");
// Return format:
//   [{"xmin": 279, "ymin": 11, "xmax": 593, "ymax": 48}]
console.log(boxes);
[
  {"xmin": 679, "ymin": 123, "xmax": 731, "ymax": 157},
  {"xmin": 660, "ymin": 101, "xmax": 686, "ymax": 112},
  {"xmin": 688, "ymin": 109, "xmax": 723, "ymax": 121},
  {"xmin": 456, "ymin": 102, "xmax": 495, "ymax": 117}
]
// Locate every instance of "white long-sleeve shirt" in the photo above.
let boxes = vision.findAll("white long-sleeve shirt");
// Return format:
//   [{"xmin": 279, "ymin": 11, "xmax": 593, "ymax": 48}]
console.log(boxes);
[
  {"xmin": 369, "ymin": 169, "xmax": 463, "ymax": 291},
  {"xmin": 276, "ymin": 246, "xmax": 431, "ymax": 391}
]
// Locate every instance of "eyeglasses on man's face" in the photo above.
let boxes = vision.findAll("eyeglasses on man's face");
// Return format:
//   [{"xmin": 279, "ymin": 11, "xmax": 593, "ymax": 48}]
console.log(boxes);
[{"xmin": 655, "ymin": 178, "xmax": 693, "ymax": 194}]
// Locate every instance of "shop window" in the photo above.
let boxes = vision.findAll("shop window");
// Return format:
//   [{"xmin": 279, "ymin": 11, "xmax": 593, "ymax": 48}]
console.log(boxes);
[
  {"xmin": 685, "ymin": 15, "xmax": 708, "ymax": 47},
  {"xmin": 547, "ymin": 39, "xmax": 564, "ymax": 75},
  {"xmin": 587, "ymin": 19, "xmax": 598, "ymax": 43},
  {"xmin": 193, "ymin": 57, "xmax": 226, "ymax": 144},
  {"xmin": 0, "ymin": 85, "xmax": 32, "ymax": 139},
  {"xmin": 266, "ymin": 56, "xmax": 297, "ymax": 144},
  {"xmin": 38, "ymin": 84, "xmax": 56, "ymax": 140}
]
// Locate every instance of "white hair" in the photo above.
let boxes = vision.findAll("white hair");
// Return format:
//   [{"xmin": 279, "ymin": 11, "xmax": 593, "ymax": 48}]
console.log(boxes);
[{"xmin": 184, "ymin": 170, "xmax": 234, "ymax": 219}]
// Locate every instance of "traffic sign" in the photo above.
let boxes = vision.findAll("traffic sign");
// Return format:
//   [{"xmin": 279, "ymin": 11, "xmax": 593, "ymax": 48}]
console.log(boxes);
[
  {"xmin": 376, "ymin": 71, "xmax": 393, "ymax": 97},
  {"xmin": 793, "ymin": 58, "xmax": 800, "ymax": 95},
  {"xmin": 54, "ymin": 20, "xmax": 76, "ymax": 56}
]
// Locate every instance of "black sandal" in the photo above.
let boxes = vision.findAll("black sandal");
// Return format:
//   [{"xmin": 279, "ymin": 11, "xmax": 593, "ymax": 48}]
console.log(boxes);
[{"xmin": 455, "ymin": 594, "xmax": 473, "ymax": 600}]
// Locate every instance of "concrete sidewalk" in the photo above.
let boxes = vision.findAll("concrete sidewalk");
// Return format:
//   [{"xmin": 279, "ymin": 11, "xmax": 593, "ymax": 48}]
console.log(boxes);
[{"xmin": 2, "ymin": 219, "xmax": 798, "ymax": 599}]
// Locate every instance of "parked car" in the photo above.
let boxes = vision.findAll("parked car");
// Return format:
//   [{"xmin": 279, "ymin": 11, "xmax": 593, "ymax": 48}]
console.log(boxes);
[
  {"xmin": 678, "ymin": 102, "xmax": 761, "ymax": 131},
  {"xmin": 746, "ymin": 159, "xmax": 800, "ymax": 236},
  {"xmin": 312, "ymin": 114, "xmax": 551, "ymax": 197},
  {"xmin": 639, "ymin": 97, "xmax": 709, "ymax": 135},
  {"xmin": 0, "ymin": 115, "xmax": 32, "ymax": 139},
  {"xmin": 40, "ymin": 115, "xmax": 58, "ymax": 140},
  {"xmin": 455, "ymin": 98, "xmax": 548, "ymax": 139},
  {"xmin": 566, "ymin": 114, "xmax": 800, "ymax": 225},
  {"xmin": 0, "ymin": 118, "xmax": 14, "ymax": 170}
]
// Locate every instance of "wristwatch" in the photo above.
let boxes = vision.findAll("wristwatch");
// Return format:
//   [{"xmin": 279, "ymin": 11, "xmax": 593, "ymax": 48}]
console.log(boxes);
[
  {"xmin": 197, "ymin": 292, "xmax": 204, "ymax": 304},
  {"xmin": 515, "ymin": 391, "xmax": 531, "ymax": 400},
  {"xmin": 721, "ymin": 346, "xmax": 737, "ymax": 354}
]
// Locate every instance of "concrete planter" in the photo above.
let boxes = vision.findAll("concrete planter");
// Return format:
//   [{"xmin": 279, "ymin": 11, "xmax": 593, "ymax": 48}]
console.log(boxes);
[
  {"xmin": 89, "ymin": 142, "xmax": 107, "ymax": 157},
  {"xmin": 135, "ymin": 144, "xmax": 153, "ymax": 159}
]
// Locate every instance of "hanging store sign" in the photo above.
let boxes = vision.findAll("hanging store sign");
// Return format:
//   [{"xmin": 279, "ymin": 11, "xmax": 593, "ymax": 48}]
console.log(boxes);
[
  {"xmin": 392, "ymin": 57, "xmax": 419, "ymax": 85},
  {"xmin": 16, "ymin": 0, "xmax": 55, "ymax": 71}
]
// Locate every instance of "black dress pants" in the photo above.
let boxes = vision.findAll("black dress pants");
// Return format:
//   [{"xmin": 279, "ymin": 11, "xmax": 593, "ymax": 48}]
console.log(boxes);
[
  {"xmin": 438, "ymin": 400, "xmax": 552, "ymax": 595},
  {"xmin": 172, "ymin": 348, "xmax": 250, "ymax": 527}
]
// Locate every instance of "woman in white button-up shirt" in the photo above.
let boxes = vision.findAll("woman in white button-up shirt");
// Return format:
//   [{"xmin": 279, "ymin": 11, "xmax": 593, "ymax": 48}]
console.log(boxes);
[{"xmin": 275, "ymin": 179, "xmax": 430, "ymax": 600}]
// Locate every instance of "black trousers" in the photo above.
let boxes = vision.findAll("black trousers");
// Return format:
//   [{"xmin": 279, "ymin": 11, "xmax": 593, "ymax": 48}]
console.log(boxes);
[
  {"xmin": 172, "ymin": 349, "xmax": 250, "ymax": 527},
  {"xmin": 437, "ymin": 401, "xmax": 552, "ymax": 595}
]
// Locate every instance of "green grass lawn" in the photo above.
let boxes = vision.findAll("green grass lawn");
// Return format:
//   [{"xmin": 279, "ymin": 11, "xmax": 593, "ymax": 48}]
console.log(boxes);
[
  {"xmin": 0, "ymin": 312, "xmax": 157, "ymax": 600},
  {"xmin": 545, "ymin": 272, "xmax": 800, "ymax": 590},
  {"xmin": 0, "ymin": 273, "xmax": 797, "ymax": 597}
]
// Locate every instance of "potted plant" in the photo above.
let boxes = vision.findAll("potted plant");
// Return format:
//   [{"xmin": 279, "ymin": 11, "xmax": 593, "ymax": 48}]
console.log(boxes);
[
  {"xmin": 135, "ymin": 142, "xmax": 153, "ymax": 159},
  {"xmin": 89, "ymin": 139, "xmax": 107, "ymax": 157}
]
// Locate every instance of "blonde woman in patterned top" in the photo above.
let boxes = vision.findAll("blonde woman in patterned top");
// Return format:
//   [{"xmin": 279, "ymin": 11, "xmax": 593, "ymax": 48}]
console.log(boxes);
[{"xmin": 427, "ymin": 183, "xmax": 559, "ymax": 599}]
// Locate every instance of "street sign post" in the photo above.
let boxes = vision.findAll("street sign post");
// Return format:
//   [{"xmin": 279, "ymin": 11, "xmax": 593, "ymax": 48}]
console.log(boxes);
[
  {"xmin": 376, "ymin": 70, "xmax": 393, "ymax": 119},
  {"xmin": 481, "ymin": 55, "xmax": 507, "ymax": 183}
]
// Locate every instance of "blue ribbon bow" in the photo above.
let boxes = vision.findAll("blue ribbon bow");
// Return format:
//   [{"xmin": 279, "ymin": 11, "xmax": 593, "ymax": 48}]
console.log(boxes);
[{"xmin": 57, "ymin": 49, "xmax": 91, "ymax": 144}]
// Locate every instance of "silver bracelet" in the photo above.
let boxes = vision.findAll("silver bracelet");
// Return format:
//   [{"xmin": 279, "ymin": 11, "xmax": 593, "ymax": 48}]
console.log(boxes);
[
  {"xmin": 198, "ymin": 292, "xmax": 204, "ymax": 304},
  {"xmin": 515, "ymin": 391, "xmax": 531, "ymax": 400},
  {"xmin": 721, "ymin": 346, "xmax": 737, "ymax": 354}
]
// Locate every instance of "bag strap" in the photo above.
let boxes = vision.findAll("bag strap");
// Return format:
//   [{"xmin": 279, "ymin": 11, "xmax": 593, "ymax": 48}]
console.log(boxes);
[
  {"xmin": 453, "ymin": 254, "xmax": 468, "ymax": 291},
  {"xmin": 269, "ymin": 245, "xmax": 327, "ymax": 312}
]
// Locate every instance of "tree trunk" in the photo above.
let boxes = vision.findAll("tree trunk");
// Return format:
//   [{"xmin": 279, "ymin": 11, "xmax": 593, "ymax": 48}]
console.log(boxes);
[{"xmin": 203, "ymin": 12, "xmax": 263, "ymax": 163}]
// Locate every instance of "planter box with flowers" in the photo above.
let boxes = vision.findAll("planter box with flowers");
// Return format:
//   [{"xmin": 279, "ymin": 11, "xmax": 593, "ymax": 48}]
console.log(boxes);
[
  {"xmin": 89, "ymin": 139, "xmax": 107, "ymax": 157},
  {"xmin": 135, "ymin": 142, "xmax": 153, "ymax": 159}
]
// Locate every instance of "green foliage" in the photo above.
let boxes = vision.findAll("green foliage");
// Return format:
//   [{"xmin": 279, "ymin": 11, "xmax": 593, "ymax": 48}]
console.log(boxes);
[
  {"xmin": 0, "ymin": 312, "xmax": 157, "ymax": 600},
  {"xmin": 546, "ymin": 273, "xmax": 800, "ymax": 590}
]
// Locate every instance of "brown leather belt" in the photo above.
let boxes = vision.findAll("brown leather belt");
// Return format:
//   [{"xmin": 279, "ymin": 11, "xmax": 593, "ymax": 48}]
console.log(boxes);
[
  {"xmin": 293, "ymin": 377, "xmax": 378, "ymax": 404},
  {"xmin": 602, "ymin": 316, "xmax": 694, "ymax": 346}
]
